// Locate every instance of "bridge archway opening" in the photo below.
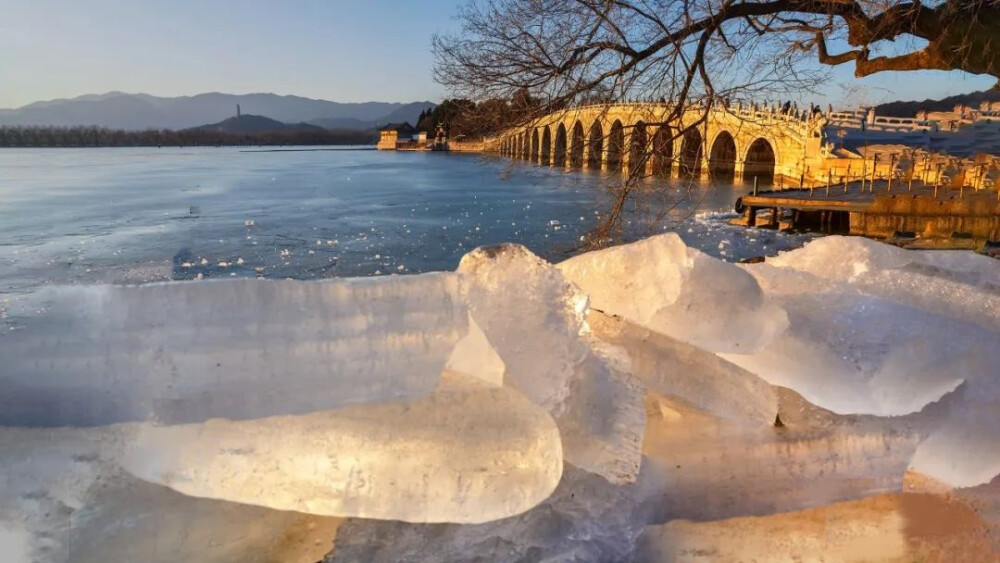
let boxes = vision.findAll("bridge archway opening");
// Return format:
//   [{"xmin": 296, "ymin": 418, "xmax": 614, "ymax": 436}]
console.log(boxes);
[
  {"xmin": 530, "ymin": 129, "xmax": 539, "ymax": 161},
  {"xmin": 628, "ymin": 121, "xmax": 648, "ymax": 177},
  {"xmin": 553, "ymin": 124, "xmax": 568, "ymax": 167},
  {"xmin": 541, "ymin": 126, "xmax": 552, "ymax": 164},
  {"xmin": 709, "ymin": 131, "xmax": 737, "ymax": 182},
  {"xmin": 680, "ymin": 128, "xmax": 703, "ymax": 177},
  {"xmin": 587, "ymin": 121, "xmax": 603, "ymax": 169},
  {"xmin": 521, "ymin": 131, "xmax": 530, "ymax": 160},
  {"xmin": 651, "ymin": 126, "xmax": 673, "ymax": 176},
  {"xmin": 570, "ymin": 121, "xmax": 585, "ymax": 168},
  {"xmin": 607, "ymin": 120, "xmax": 625, "ymax": 171},
  {"xmin": 744, "ymin": 138, "xmax": 776, "ymax": 186},
  {"xmin": 514, "ymin": 136, "xmax": 522, "ymax": 159}
]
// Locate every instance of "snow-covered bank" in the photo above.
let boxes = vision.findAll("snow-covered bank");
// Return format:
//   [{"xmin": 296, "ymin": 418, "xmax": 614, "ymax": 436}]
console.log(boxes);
[{"xmin": 1, "ymin": 233, "xmax": 998, "ymax": 561}]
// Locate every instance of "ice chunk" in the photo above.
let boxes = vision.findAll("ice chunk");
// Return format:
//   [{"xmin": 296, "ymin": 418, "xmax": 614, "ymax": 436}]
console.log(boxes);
[
  {"xmin": 767, "ymin": 234, "xmax": 912, "ymax": 280},
  {"xmin": 458, "ymin": 243, "xmax": 644, "ymax": 483},
  {"xmin": 734, "ymin": 237, "xmax": 1000, "ymax": 487},
  {"xmin": 120, "ymin": 386, "xmax": 563, "ymax": 523},
  {"xmin": 555, "ymin": 345, "xmax": 646, "ymax": 484},
  {"xmin": 720, "ymin": 287, "xmax": 986, "ymax": 417},
  {"xmin": 557, "ymin": 233, "xmax": 788, "ymax": 354},
  {"xmin": 0, "ymin": 274, "xmax": 467, "ymax": 427},
  {"xmin": 588, "ymin": 311, "xmax": 777, "ymax": 425},
  {"xmin": 458, "ymin": 244, "xmax": 588, "ymax": 414},
  {"xmin": 634, "ymin": 389, "xmax": 926, "ymax": 527},
  {"xmin": 765, "ymin": 236, "xmax": 1000, "ymax": 331},
  {"xmin": 764, "ymin": 237, "xmax": 1000, "ymax": 330}
]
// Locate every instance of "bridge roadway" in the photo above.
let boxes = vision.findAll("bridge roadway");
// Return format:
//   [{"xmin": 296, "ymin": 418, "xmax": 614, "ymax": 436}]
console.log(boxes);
[{"xmin": 488, "ymin": 102, "xmax": 827, "ymax": 185}]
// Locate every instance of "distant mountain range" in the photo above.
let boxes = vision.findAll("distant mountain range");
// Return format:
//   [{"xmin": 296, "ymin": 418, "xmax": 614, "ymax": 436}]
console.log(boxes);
[
  {"xmin": 0, "ymin": 92, "xmax": 434, "ymax": 131},
  {"xmin": 874, "ymin": 89, "xmax": 1000, "ymax": 117}
]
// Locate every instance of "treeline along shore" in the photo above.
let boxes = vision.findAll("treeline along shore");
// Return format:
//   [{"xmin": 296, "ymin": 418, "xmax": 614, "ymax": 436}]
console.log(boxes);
[{"xmin": 0, "ymin": 126, "xmax": 376, "ymax": 148}]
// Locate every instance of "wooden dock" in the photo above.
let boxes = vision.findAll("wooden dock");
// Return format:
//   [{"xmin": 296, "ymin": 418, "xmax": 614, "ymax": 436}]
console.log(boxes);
[{"xmin": 733, "ymin": 180, "xmax": 1000, "ymax": 246}]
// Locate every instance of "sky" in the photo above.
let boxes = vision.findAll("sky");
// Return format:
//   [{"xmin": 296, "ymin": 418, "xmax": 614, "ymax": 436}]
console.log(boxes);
[{"xmin": 0, "ymin": 0, "xmax": 995, "ymax": 109}]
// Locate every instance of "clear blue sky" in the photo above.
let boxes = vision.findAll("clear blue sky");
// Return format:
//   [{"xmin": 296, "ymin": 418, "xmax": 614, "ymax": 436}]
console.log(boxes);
[{"xmin": 0, "ymin": 0, "xmax": 994, "ymax": 109}]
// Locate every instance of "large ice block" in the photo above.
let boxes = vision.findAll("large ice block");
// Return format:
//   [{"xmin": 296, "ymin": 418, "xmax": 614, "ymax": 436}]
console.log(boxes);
[
  {"xmin": 458, "ymin": 243, "xmax": 645, "ymax": 483},
  {"xmin": 119, "ymin": 386, "xmax": 563, "ymax": 523},
  {"xmin": 558, "ymin": 233, "xmax": 788, "ymax": 354},
  {"xmin": 457, "ymin": 243, "xmax": 589, "ymax": 414},
  {"xmin": 0, "ymin": 274, "xmax": 466, "ymax": 426}
]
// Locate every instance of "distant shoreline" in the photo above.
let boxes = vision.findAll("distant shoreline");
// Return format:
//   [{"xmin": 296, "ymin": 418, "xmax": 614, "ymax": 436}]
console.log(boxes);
[
  {"xmin": 0, "ymin": 123, "xmax": 377, "ymax": 148},
  {"xmin": 239, "ymin": 147, "xmax": 376, "ymax": 153}
]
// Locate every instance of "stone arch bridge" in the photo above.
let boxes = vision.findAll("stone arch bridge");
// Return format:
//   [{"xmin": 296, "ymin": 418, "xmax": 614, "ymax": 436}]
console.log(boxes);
[{"xmin": 488, "ymin": 103, "xmax": 826, "ymax": 186}]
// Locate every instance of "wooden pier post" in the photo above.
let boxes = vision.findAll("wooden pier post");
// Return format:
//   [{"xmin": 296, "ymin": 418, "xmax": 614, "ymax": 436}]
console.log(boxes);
[
  {"xmin": 888, "ymin": 154, "xmax": 896, "ymax": 192},
  {"xmin": 869, "ymin": 154, "xmax": 879, "ymax": 193}
]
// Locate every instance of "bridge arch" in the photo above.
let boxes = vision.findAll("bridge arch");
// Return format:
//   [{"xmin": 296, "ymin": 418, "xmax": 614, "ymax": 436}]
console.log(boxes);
[
  {"xmin": 587, "ymin": 121, "xmax": 603, "ymax": 169},
  {"xmin": 541, "ymin": 126, "xmax": 552, "ymax": 164},
  {"xmin": 607, "ymin": 120, "xmax": 625, "ymax": 171},
  {"xmin": 743, "ymin": 138, "xmax": 776, "ymax": 185},
  {"xmin": 708, "ymin": 130, "xmax": 737, "ymax": 181},
  {"xmin": 522, "ymin": 131, "xmax": 531, "ymax": 160},
  {"xmin": 530, "ymin": 129, "xmax": 539, "ymax": 161},
  {"xmin": 553, "ymin": 123, "xmax": 568, "ymax": 167},
  {"xmin": 570, "ymin": 121, "xmax": 585, "ymax": 168},
  {"xmin": 628, "ymin": 121, "xmax": 648, "ymax": 177},
  {"xmin": 651, "ymin": 126, "xmax": 673, "ymax": 176},
  {"xmin": 680, "ymin": 128, "xmax": 703, "ymax": 177}
]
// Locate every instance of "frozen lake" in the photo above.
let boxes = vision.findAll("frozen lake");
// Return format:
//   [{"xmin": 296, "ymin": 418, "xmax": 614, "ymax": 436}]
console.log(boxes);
[{"xmin": 0, "ymin": 146, "xmax": 811, "ymax": 295}]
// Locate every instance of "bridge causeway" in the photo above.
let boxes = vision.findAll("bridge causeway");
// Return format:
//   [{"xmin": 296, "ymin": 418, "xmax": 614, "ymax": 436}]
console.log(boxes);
[{"xmin": 488, "ymin": 101, "xmax": 826, "ymax": 186}]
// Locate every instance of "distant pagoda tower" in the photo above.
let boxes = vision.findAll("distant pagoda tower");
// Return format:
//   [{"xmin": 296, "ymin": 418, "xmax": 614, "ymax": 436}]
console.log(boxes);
[{"xmin": 236, "ymin": 104, "xmax": 241, "ymax": 117}]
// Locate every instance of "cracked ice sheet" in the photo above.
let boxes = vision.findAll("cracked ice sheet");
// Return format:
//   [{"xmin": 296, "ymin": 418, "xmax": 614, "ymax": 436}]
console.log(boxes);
[
  {"xmin": 120, "ymin": 385, "xmax": 563, "ymax": 524},
  {"xmin": 557, "ymin": 233, "xmax": 788, "ymax": 355},
  {"xmin": 458, "ymin": 244, "xmax": 645, "ymax": 484},
  {"xmin": 0, "ymin": 274, "xmax": 466, "ymax": 427}
]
